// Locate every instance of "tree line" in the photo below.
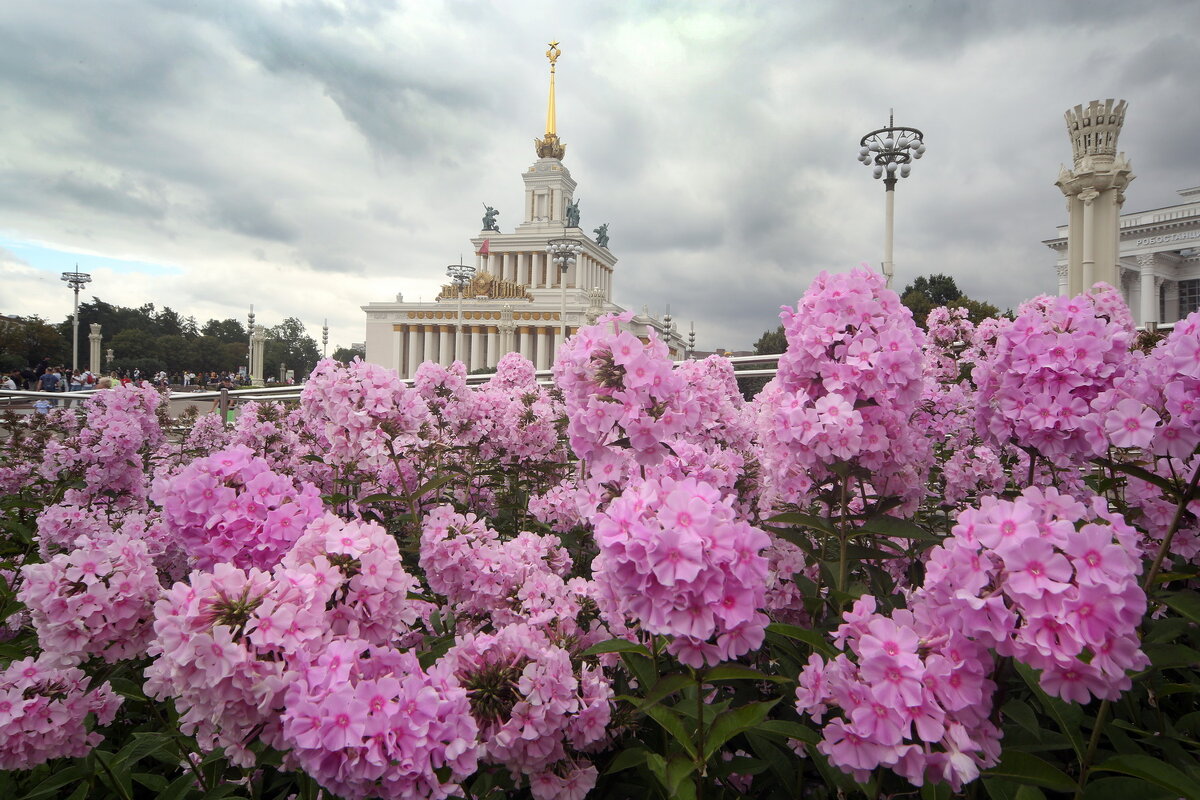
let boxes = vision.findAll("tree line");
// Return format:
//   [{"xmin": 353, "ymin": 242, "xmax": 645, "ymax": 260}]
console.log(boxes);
[{"xmin": 0, "ymin": 297, "xmax": 361, "ymax": 379}]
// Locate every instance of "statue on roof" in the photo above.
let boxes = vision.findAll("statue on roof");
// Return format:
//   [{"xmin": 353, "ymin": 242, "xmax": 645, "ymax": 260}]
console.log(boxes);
[
  {"xmin": 482, "ymin": 204, "xmax": 500, "ymax": 232},
  {"xmin": 593, "ymin": 222, "xmax": 609, "ymax": 248},
  {"xmin": 565, "ymin": 198, "xmax": 580, "ymax": 228}
]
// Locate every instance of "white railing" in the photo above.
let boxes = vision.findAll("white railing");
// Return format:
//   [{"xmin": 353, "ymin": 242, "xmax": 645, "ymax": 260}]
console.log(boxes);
[{"xmin": 0, "ymin": 354, "xmax": 783, "ymax": 413}]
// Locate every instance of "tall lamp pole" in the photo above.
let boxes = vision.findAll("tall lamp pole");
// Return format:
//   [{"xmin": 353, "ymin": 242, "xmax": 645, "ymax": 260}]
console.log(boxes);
[
  {"xmin": 247, "ymin": 305, "xmax": 255, "ymax": 382},
  {"xmin": 321, "ymin": 319, "xmax": 329, "ymax": 357},
  {"xmin": 60, "ymin": 268, "xmax": 92, "ymax": 372},
  {"xmin": 858, "ymin": 110, "xmax": 926, "ymax": 289},
  {"xmin": 547, "ymin": 238, "xmax": 581, "ymax": 344},
  {"xmin": 446, "ymin": 262, "xmax": 476, "ymax": 364}
]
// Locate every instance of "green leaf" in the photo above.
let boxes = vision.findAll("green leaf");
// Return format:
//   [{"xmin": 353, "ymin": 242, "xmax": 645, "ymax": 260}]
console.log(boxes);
[
  {"xmin": 704, "ymin": 664, "xmax": 792, "ymax": 684},
  {"xmin": 18, "ymin": 765, "xmax": 92, "ymax": 800},
  {"xmin": 983, "ymin": 750, "xmax": 1078, "ymax": 793},
  {"xmin": 1014, "ymin": 786, "xmax": 1047, "ymax": 800},
  {"xmin": 855, "ymin": 515, "xmax": 939, "ymax": 541},
  {"xmin": 703, "ymin": 698, "xmax": 780, "ymax": 760},
  {"xmin": 665, "ymin": 754, "xmax": 697, "ymax": 797},
  {"xmin": 1015, "ymin": 661, "xmax": 1085, "ymax": 758},
  {"xmin": 764, "ymin": 511, "xmax": 837, "ymax": 536},
  {"xmin": 603, "ymin": 747, "xmax": 649, "ymax": 775},
  {"xmin": 355, "ymin": 493, "xmax": 409, "ymax": 505},
  {"xmin": 623, "ymin": 672, "xmax": 692, "ymax": 710},
  {"xmin": 1142, "ymin": 642, "xmax": 1200, "ymax": 669},
  {"xmin": 1083, "ymin": 777, "xmax": 1177, "ymax": 800},
  {"xmin": 1091, "ymin": 754, "xmax": 1200, "ymax": 799},
  {"xmin": 1102, "ymin": 459, "xmax": 1178, "ymax": 495},
  {"xmin": 758, "ymin": 718, "xmax": 820, "ymax": 744},
  {"xmin": 132, "ymin": 773, "xmax": 170, "ymax": 792},
  {"xmin": 159, "ymin": 771, "xmax": 200, "ymax": 800},
  {"xmin": 643, "ymin": 704, "xmax": 698, "ymax": 759},
  {"xmin": 1164, "ymin": 591, "xmax": 1200, "ymax": 625},
  {"xmin": 581, "ymin": 638, "xmax": 651, "ymax": 658},
  {"xmin": 766, "ymin": 622, "xmax": 838, "ymax": 657},
  {"xmin": 1001, "ymin": 699, "xmax": 1043, "ymax": 740}
]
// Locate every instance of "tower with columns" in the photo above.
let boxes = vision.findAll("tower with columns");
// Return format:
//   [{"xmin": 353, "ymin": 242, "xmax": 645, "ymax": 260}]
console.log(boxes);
[
  {"xmin": 1046, "ymin": 102, "xmax": 1200, "ymax": 328},
  {"xmin": 362, "ymin": 42, "xmax": 686, "ymax": 377},
  {"xmin": 1054, "ymin": 99, "xmax": 1135, "ymax": 296}
]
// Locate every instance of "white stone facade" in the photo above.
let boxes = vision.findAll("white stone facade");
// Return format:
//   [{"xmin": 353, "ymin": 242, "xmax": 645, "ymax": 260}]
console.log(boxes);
[
  {"xmin": 362, "ymin": 156, "xmax": 685, "ymax": 376},
  {"xmin": 1047, "ymin": 186, "xmax": 1200, "ymax": 326}
]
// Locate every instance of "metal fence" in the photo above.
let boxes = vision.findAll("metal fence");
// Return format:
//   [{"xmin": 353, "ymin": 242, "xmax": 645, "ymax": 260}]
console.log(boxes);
[{"xmin": 0, "ymin": 354, "xmax": 782, "ymax": 414}]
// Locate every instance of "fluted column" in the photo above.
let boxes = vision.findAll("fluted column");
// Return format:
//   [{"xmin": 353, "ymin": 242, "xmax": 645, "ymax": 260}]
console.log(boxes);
[
  {"xmin": 501, "ymin": 253, "xmax": 512, "ymax": 282},
  {"xmin": 438, "ymin": 325, "xmax": 452, "ymax": 366},
  {"xmin": 518, "ymin": 325, "xmax": 533, "ymax": 361},
  {"xmin": 537, "ymin": 326, "xmax": 552, "ymax": 370},
  {"xmin": 392, "ymin": 328, "xmax": 404, "ymax": 375},
  {"xmin": 486, "ymin": 326, "xmax": 500, "ymax": 368},
  {"xmin": 88, "ymin": 323, "xmax": 102, "ymax": 373},
  {"xmin": 407, "ymin": 325, "xmax": 421, "ymax": 379},
  {"xmin": 421, "ymin": 325, "xmax": 436, "ymax": 368},
  {"xmin": 470, "ymin": 326, "xmax": 484, "ymax": 372}
]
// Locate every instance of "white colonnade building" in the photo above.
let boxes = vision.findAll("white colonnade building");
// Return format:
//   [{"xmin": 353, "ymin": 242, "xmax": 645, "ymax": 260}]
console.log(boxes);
[
  {"xmin": 362, "ymin": 43, "xmax": 685, "ymax": 376},
  {"xmin": 1046, "ymin": 99, "xmax": 1200, "ymax": 326}
]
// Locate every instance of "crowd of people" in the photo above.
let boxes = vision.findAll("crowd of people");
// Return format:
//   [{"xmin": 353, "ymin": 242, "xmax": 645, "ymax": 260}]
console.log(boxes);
[{"xmin": 0, "ymin": 360, "xmax": 292, "ymax": 394}]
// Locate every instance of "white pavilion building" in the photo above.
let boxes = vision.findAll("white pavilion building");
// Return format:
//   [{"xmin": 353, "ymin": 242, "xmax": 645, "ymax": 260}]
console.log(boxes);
[{"xmin": 362, "ymin": 44, "xmax": 685, "ymax": 377}]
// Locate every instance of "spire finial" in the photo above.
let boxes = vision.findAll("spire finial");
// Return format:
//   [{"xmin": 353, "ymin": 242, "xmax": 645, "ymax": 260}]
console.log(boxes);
[{"xmin": 535, "ymin": 41, "xmax": 566, "ymax": 160}]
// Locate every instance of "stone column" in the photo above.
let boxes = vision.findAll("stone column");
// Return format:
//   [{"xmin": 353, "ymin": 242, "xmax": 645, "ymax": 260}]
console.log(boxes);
[
  {"xmin": 1081, "ymin": 188, "xmax": 1098, "ymax": 289},
  {"xmin": 421, "ymin": 325, "xmax": 435, "ymax": 367},
  {"xmin": 486, "ymin": 326, "xmax": 500, "ymax": 368},
  {"xmin": 502, "ymin": 253, "xmax": 512, "ymax": 283},
  {"xmin": 1138, "ymin": 254, "xmax": 1158, "ymax": 327},
  {"xmin": 1163, "ymin": 279, "xmax": 1179, "ymax": 325},
  {"xmin": 1056, "ymin": 264, "xmax": 1069, "ymax": 296},
  {"xmin": 438, "ymin": 325, "xmax": 452, "ymax": 366},
  {"xmin": 537, "ymin": 326, "xmax": 552, "ymax": 370},
  {"xmin": 407, "ymin": 325, "xmax": 421, "ymax": 379},
  {"xmin": 250, "ymin": 330, "xmax": 266, "ymax": 387},
  {"xmin": 470, "ymin": 326, "xmax": 484, "ymax": 372},
  {"xmin": 398, "ymin": 326, "xmax": 412, "ymax": 376},
  {"xmin": 518, "ymin": 325, "xmax": 533, "ymax": 361},
  {"xmin": 88, "ymin": 323, "xmax": 102, "ymax": 373}
]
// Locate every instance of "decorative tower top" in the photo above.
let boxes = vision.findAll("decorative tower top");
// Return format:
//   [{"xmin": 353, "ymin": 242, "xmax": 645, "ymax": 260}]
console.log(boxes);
[
  {"xmin": 1065, "ymin": 99, "xmax": 1127, "ymax": 169},
  {"xmin": 535, "ymin": 41, "xmax": 566, "ymax": 160}
]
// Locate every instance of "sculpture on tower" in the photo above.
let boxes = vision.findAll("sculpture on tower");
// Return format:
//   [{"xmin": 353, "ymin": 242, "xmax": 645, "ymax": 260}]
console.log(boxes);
[
  {"xmin": 482, "ymin": 204, "xmax": 500, "ymax": 232},
  {"xmin": 534, "ymin": 41, "xmax": 567, "ymax": 160},
  {"xmin": 565, "ymin": 198, "xmax": 580, "ymax": 228},
  {"xmin": 594, "ymin": 223, "xmax": 609, "ymax": 248}
]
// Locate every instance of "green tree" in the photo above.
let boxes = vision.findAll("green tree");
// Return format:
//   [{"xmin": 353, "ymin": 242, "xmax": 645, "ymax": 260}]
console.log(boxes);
[
  {"xmin": 202, "ymin": 318, "xmax": 248, "ymax": 343},
  {"xmin": 753, "ymin": 325, "xmax": 787, "ymax": 355},
  {"xmin": 901, "ymin": 273, "xmax": 1000, "ymax": 327},
  {"xmin": 331, "ymin": 345, "xmax": 365, "ymax": 363},
  {"xmin": 0, "ymin": 316, "xmax": 67, "ymax": 368},
  {"xmin": 264, "ymin": 317, "xmax": 321, "ymax": 379}
]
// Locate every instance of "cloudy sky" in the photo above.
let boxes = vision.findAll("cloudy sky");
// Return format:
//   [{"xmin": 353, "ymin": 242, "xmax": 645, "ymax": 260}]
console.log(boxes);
[{"xmin": 2, "ymin": 0, "xmax": 1198, "ymax": 352}]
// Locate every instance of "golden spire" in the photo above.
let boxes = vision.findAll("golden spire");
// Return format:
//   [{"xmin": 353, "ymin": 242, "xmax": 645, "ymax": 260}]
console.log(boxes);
[{"xmin": 535, "ymin": 41, "xmax": 566, "ymax": 160}]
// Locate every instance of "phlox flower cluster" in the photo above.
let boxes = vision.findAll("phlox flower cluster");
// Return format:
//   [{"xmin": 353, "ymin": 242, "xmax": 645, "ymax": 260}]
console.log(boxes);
[
  {"xmin": 420, "ymin": 505, "xmax": 587, "ymax": 633},
  {"xmin": 231, "ymin": 401, "xmax": 328, "ymax": 487},
  {"xmin": 41, "ymin": 383, "xmax": 165, "ymax": 506},
  {"xmin": 300, "ymin": 357, "xmax": 430, "ymax": 474},
  {"xmin": 477, "ymin": 356, "xmax": 563, "ymax": 465},
  {"xmin": 592, "ymin": 475, "xmax": 770, "ymax": 667},
  {"xmin": 414, "ymin": 360, "xmax": 490, "ymax": 447},
  {"xmin": 918, "ymin": 487, "xmax": 1149, "ymax": 703},
  {"xmin": 19, "ymin": 532, "xmax": 162, "ymax": 665},
  {"xmin": 280, "ymin": 513, "xmax": 427, "ymax": 647},
  {"xmin": 973, "ymin": 287, "xmax": 1134, "ymax": 465},
  {"xmin": 554, "ymin": 312, "xmax": 691, "ymax": 470},
  {"xmin": 0, "ymin": 657, "xmax": 122, "ymax": 770},
  {"xmin": 1105, "ymin": 309, "xmax": 1200, "ymax": 457},
  {"xmin": 755, "ymin": 267, "xmax": 929, "ymax": 509},
  {"xmin": 528, "ymin": 479, "xmax": 588, "ymax": 534},
  {"xmin": 445, "ymin": 623, "xmax": 611, "ymax": 798},
  {"xmin": 280, "ymin": 639, "xmax": 478, "ymax": 800},
  {"xmin": 152, "ymin": 444, "xmax": 324, "ymax": 570},
  {"xmin": 673, "ymin": 355, "xmax": 755, "ymax": 453},
  {"xmin": 940, "ymin": 445, "xmax": 1007, "ymax": 506},
  {"xmin": 1124, "ymin": 454, "xmax": 1200, "ymax": 565},
  {"xmin": 182, "ymin": 411, "xmax": 232, "ymax": 453},
  {"xmin": 144, "ymin": 563, "xmax": 310, "ymax": 764},
  {"xmin": 795, "ymin": 596, "xmax": 1000, "ymax": 790}
]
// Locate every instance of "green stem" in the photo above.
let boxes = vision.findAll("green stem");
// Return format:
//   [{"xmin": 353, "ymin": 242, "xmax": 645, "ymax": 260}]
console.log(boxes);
[
  {"xmin": 93, "ymin": 750, "xmax": 134, "ymax": 800},
  {"xmin": 1142, "ymin": 457, "xmax": 1200, "ymax": 592},
  {"xmin": 836, "ymin": 478, "xmax": 850, "ymax": 597},
  {"xmin": 1073, "ymin": 699, "xmax": 1111, "ymax": 800},
  {"xmin": 695, "ymin": 668, "xmax": 707, "ymax": 798}
]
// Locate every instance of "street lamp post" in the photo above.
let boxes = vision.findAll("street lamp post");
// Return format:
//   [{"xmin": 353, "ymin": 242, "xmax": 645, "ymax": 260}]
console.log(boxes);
[
  {"xmin": 546, "ymin": 238, "xmax": 581, "ymax": 343},
  {"xmin": 446, "ymin": 262, "xmax": 476, "ymax": 364},
  {"xmin": 247, "ymin": 305, "xmax": 255, "ymax": 383},
  {"xmin": 322, "ymin": 319, "xmax": 329, "ymax": 358},
  {"xmin": 858, "ymin": 110, "xmax": 926, "ymax": 289},
  {"xmin": 60, "ymin": 268, "xmax": 92, "ymax": 372}
]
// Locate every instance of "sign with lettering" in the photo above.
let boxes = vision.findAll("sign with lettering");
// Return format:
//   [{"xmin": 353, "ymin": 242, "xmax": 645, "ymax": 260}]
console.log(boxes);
[{"xmin": 1134, "ymin": 230, "xmax": 1200, "ymax": 247}]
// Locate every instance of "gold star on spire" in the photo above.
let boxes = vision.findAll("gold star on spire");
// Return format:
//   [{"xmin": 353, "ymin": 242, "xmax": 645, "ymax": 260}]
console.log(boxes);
[{"xmin": 535, "ymin": 41, "xmax": 566, "ymax": 160}]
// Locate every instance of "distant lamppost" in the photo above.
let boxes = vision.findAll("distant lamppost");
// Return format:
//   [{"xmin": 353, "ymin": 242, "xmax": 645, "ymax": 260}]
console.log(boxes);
[
  {"xmin": 858, "ymin": 110, "xmax": 926, "ymax": 289},
  {"xmin": 322, "ymin": 319, "xmax": 329, "ymax": 357},
  {"xmin": 446, "ymin": 262, "xmax": 476, "ymax": 362},
  {"xmin": 60, "ymin": 268, "xmax": 92, "ymax": 371},
  {"xmin": 546, "ymin": 238, "xmax": 581, "ymax": 343},
  {"xmin": 247, "ymin": 305, "xmax": 255, "ymax": 381}
]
